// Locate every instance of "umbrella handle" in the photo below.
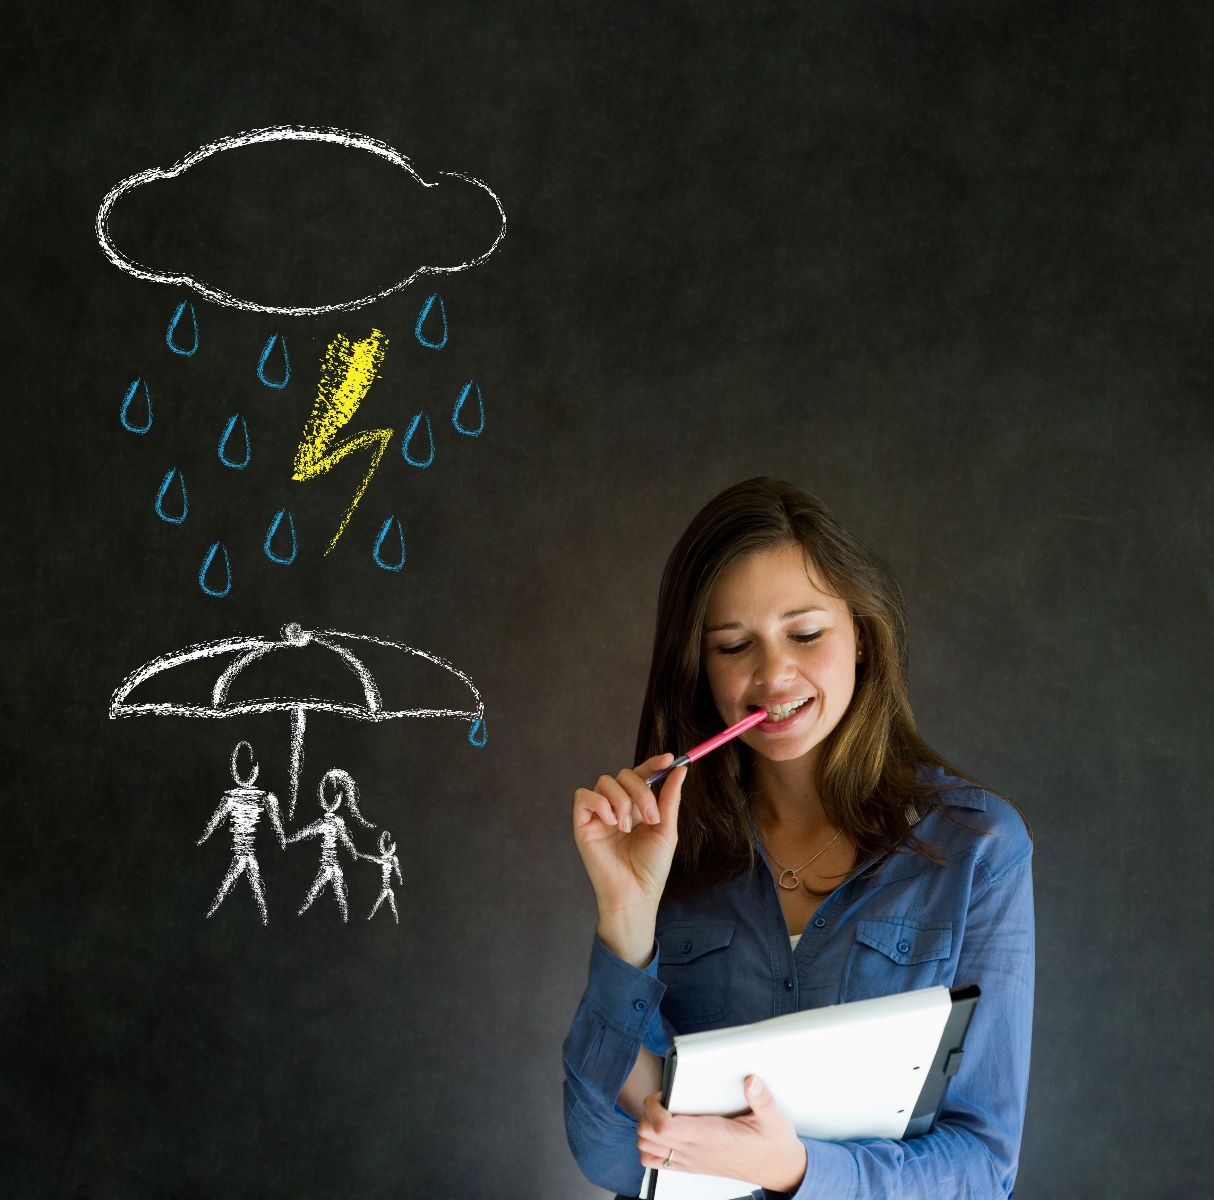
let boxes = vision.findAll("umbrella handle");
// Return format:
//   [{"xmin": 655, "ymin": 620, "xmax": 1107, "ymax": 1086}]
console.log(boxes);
[{"xmin": 289, "ymin": 707, "xmax": 306, "ymax": 821}]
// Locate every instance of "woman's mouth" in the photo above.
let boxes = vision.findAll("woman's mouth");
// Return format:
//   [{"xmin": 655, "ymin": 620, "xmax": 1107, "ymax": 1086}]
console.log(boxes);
[{"xmin": 750, "ymin": 698, "xmax": 813, "ymax": 731}]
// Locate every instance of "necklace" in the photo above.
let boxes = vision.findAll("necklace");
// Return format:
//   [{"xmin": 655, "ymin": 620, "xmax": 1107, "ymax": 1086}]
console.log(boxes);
[{"xmin": 763, "ymin": 828, "xmax": 844, "ymax": 891}]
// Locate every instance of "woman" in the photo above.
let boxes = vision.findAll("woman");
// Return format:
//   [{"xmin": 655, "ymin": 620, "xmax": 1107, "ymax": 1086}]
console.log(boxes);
[{"xmin": 563, "ymin": 478, "xmax": 1033, "ymax": 1199}]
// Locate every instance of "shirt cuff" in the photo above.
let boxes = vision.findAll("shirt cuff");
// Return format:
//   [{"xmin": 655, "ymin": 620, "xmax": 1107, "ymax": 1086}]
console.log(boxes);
[
  {"xmin": 585, "ymin": 934, "xmax": 667, "ymax": 1039},
  {"xmin": 787, "ymin": 1138, "xmax": 859, "ymax": 1200}
]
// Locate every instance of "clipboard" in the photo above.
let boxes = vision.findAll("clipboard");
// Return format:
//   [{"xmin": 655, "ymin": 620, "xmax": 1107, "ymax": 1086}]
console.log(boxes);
[{"xmin": 641, "ymin": 984, "xmax": 980, "ymax": 1200}]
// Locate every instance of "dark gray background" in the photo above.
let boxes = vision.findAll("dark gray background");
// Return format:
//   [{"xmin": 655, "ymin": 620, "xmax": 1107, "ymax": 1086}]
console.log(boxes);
[{"xmin": 3, "ymin": 2, "xmax": 1210, "ymax": 1197}]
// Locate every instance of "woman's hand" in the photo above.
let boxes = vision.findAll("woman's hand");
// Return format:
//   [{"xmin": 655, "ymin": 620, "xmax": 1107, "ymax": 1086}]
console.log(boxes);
[
  {"xmin": 636, "ymin": 1077, "xmax": 808, "ymax": 1194},
  {"xmin": 572, "ymin": 755, "xmax": 686, "ymax": 966}
]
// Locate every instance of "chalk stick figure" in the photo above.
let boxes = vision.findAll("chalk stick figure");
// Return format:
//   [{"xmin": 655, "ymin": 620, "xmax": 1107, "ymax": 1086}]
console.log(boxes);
[
  {"xmin": 288, "ymin": 768, "xmax": 372, "ymax": 922},
  {"xmin": 360, "ymin": 830, "xmax": 403, "ymax": 923},
  {"xmin": 197, "ymin": 741, "xmax": 286, "ymax": 924}
]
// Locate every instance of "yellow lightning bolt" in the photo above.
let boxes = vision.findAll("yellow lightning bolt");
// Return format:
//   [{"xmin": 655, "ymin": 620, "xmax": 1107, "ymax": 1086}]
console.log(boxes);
[{"xmin": 292, "ymin": 328, "xmax": 392, "ymax": 555}]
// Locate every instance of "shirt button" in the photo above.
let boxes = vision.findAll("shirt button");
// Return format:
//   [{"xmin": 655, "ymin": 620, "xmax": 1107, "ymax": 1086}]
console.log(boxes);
[
  {"xmin": 897, "ymin": 940, "xmax": 910, "ymax": 954},
  {"xmin": 633, "ymin": 999, "xmax": 648, "ymax": 1012},
  {"xmin": 784, "ymin": 978, "xmax": 793, "ymax": 990},
  {"xmin": 681, "ymin": 941, "xmax": 693, "ymax": 954},
  {"xmin": 814, "ymin": 917, "xmax": 826, "ymax": 928}
]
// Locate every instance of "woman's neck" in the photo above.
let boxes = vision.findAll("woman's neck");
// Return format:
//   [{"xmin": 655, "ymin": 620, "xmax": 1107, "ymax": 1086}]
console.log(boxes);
[{"xmin": 750, "ymin": 751, "xmax": 832, "ymax": 836}]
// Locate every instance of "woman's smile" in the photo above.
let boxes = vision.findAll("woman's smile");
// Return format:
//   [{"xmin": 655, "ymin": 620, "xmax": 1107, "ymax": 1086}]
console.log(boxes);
[{"xmin": 749, "ymin": 697, "xmax": 815, "ymax": 731}]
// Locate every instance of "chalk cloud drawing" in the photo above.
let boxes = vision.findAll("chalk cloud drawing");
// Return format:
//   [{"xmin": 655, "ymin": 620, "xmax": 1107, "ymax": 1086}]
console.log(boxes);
[
  {"xmin": 361, "ymin": 830, "xmax": 403, "ymax": 923},
  {"xmin": 109, "ymin": 622, "xmax": 486, "ymax": 821},
  {"xmin": 288, "ymin": 768, "xmax": 372, "ymax": 922},
  {"xmin": 95, "ymin": 125, "xmax": 507, "ymax": 316},
  {"xmin": 197, "ymin": 740, "xmax": 287, "ymax": 924}
]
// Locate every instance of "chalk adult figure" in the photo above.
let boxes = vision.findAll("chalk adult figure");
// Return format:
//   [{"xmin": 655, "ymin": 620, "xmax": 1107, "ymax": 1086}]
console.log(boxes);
[
  {"xmin": 289, "ymin": 768, "xmax": 373, "ymax": 922},
  {"xmin": 359, "ymin": 830, "xmax": 403, "ymax": 923},
  {"xmin": 197, "ymin": 740, "xmax": 287, "ymax": 925},
  {"xmin": 564, "ymin": 479, "xmax": 1034, "ymax": 1198}
]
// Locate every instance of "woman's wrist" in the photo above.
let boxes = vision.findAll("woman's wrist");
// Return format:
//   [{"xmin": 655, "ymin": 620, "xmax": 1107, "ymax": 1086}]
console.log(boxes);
[
  {"xmin": 595, "ymin": 906, "xmax": 658, "ymax": 968},
  {"xmin": 761, "ymin": 1138, "xmax": 807, "ymax": 1195}
]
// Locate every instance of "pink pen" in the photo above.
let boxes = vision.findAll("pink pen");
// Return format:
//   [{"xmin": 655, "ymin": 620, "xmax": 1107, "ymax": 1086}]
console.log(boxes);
[{"xmin": 644, "ymin": 708, "xmax": 770, "ymax": 788}]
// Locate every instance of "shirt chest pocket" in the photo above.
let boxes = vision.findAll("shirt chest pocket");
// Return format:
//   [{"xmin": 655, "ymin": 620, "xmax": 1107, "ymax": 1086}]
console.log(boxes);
[
  {"xmin": 657, "ymin": 920, "xmax": 735, "ymax": 1030},
  {"xmin": 840, "ymin": 918, "xmax": 954, "ymax": 1002}
]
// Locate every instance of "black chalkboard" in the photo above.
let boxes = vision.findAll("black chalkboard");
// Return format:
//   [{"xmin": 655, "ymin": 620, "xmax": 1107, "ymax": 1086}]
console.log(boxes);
[{"xmin": 4, "ymin": 4, "xmax": 1211, "ymax": 1197}]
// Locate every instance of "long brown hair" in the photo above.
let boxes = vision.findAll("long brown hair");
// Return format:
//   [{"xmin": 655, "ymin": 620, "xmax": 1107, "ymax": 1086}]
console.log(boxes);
[{"xmin": 634, "ymin": 477, "xmax": 975, "ymax": 891}]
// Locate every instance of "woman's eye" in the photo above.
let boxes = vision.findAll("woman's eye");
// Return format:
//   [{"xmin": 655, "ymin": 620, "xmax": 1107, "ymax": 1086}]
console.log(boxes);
[
  {"xmin": 792, "ymin": 631, "xmax": 823, "ymax": 644},
  {"xmin": 714, "ymin": 642, "xmax": 749, "ymax": 656}
]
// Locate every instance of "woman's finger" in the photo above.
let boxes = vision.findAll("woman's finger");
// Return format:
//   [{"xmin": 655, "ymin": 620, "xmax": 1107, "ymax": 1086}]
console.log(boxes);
[
  {"xmin": 636, "ymin": 752, "xmax": 676, "ymax": 778},
  {"xmin": 656, "ymin": 764, "xmax": 687, "ymax": 830},
  {"xmin": 594, "ymin": 773, "xmax": 638, "ymax": 832},
  {"xmin": 641, "ymin": 1091, "xmax": 674, "ymax": 1132},
  {"xmin": 616, "ymin": 768, "xmax": 661, "ymax": 825},
  {"xmin": 572, "ymin": 787, "xmax": 617, "ymax": 829},
  {"xmin": 637, "ymin": 1131, "xmax": 676, "ymax": 1157}
]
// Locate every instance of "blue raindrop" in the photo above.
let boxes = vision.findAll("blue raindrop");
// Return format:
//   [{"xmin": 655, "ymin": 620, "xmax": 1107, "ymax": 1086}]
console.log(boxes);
[
  {"xmin": 154, "ymin": 468, "xmax": 188, "ymax": 524},
  {"xmin": 218, "ymin": 413, "xmax": 251, "ymax": 469},
  {"xmin": 401, "ymin": 411, "xmax": 435, "ymax": 468},
  {"xmin": 414, "ymin": 293, "xmax": 448, "ymax": 349},
  {"xmin": 199, "ymin": 541, "xmax": 232, "ymax": 597},
  {"xmin": 120, "ymin": 378, "xmax": 153, "ymax": 434},
  {"xmin": 372, "ymin": 516, "xmax": 406, "ymax": 571},
  {"xmin": 452, "ymin": 380, "xmax": 485, "ymax": 437},
  {"xmin": 166, "ymin": 299, "xmax": 200, "ymax": 356},
  {"xmin": 257, "ymin": 334, "xmax": 290, "ymax": 388},
  {"xmin": 468, "ymin": 717, "xmax": 488, "ymax": 748},
  {"xmin": 263, "ymin": 508, "xmax": 297, "ymax": 565}
]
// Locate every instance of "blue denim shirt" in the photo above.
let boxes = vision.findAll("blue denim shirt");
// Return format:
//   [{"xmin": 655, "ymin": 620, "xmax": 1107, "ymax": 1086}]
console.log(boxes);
[{"xmin": 563, "ymin": 775, "xmax": 1034, "ymax": 1199}]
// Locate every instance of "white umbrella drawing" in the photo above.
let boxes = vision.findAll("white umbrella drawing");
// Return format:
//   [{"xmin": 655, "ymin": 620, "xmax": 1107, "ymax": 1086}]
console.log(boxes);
[{"xmin": 109, "ymin": 622, "xmax": 486, "ymax": 818}]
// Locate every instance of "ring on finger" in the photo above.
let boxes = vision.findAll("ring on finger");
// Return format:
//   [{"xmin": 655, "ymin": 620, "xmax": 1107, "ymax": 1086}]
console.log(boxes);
[{"xmin": 660, "ymin": 1148, "xmax": 674, "ymax": 1169}]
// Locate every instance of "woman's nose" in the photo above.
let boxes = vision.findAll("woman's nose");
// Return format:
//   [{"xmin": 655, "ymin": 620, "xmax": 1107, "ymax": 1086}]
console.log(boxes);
[{"xmin": 752, "ymin": 641, "xmax": 796, "ymax": 687}]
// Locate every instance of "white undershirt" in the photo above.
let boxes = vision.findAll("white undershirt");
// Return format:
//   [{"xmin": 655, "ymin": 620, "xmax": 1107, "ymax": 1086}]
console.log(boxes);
[{"xmin": 790, "ymin": 933, "xmax": 802, "ymax": 950}]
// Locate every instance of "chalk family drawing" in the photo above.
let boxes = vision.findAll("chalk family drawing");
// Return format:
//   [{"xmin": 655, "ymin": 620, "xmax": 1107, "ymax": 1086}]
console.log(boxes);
[
  {"xmin": 197, "ymin": 747, "xmax": 402, "ymax": 925},
  {"xmin": 111, "ymin": 623, "xmax": 486, "ymax": 923},
  {"xmin": 99, "ymin": 125, "xmax": 507, "ymax": 589}
]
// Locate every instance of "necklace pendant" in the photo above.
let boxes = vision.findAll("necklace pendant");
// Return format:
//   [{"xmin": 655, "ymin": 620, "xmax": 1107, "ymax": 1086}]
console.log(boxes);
[{"xmin": 777, "ymin": 869, "xmax": 800, "ymax": 891}]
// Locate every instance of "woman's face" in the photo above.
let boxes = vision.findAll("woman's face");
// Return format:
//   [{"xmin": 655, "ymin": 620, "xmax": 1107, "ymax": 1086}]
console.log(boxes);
[{"xmin": 702, "ymin": 542, "xmax": 860, "ymax": 766}]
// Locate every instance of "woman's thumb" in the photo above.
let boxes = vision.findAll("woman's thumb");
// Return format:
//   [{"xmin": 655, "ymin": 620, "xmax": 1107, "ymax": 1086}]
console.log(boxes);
[
  {"xmin": 745, "ymin": 1075, "xmax": 773, "ymax": 1114},
  {"xmin": 657, "ymin": 764, "xmax": 686, "ymax": 825}
]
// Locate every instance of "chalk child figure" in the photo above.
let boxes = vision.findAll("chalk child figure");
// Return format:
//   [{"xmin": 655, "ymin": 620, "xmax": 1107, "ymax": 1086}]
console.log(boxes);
[
  {"xmin": 197, "ymin": 740, "xmax": 287, "ymax": 924},
  {"xmin": 359, "ymin": 830, "xmax": 403, "ymax": 923},
  {"xmin": 288, "ymin": 769, "xmax": 372, "ymax": 922}
]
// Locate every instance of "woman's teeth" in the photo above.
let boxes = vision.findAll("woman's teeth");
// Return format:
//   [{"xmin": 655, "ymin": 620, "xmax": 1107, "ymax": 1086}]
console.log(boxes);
[{"xmin": 764, "ymin": 699, "xmax": 809, "ymax": 720}]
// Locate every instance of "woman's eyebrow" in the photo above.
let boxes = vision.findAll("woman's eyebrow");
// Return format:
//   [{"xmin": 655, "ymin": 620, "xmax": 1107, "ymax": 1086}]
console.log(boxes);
[{"xmin": 703, "ymin": 607, "xmax": 827, "ymax": 633}]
